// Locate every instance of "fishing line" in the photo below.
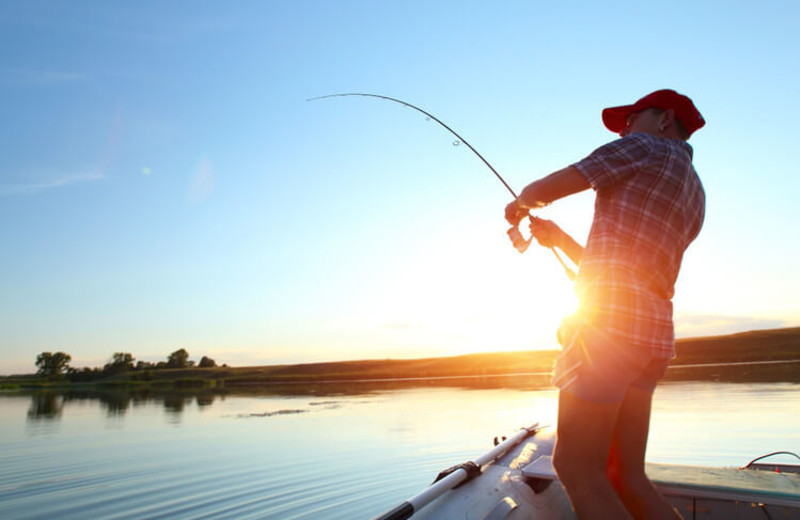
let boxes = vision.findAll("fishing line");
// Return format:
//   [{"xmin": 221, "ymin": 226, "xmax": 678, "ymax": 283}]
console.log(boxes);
[{"xmin": 307, "ymin": 93, "xmax": 576, "ymax": 281}]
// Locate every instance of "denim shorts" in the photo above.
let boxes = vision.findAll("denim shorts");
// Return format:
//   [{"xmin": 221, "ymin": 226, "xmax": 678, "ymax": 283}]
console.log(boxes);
[{"xmin": 552, "ymin": 323, "xmax": 670, "ymax": 403}]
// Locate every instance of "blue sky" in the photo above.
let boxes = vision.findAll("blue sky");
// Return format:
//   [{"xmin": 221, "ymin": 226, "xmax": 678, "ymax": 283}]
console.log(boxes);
[{"xmin": 1, "ymin": 1, "xmax": 798, "ymax": 374}]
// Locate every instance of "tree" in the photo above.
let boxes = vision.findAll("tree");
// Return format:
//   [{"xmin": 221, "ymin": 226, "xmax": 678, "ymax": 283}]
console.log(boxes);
[
  {"xmin": 198, "ymin": 356, "xmax": 216, "ymax": 368},
  {"xmin": 112, "ymin": 352, "xmax": 135, "ymax": 368},
  {"xmin": 166, "ymin": 348, "xmax": 190, "ymax": 369},
  {"xmin": 35, "ymin": 351, "xmax": 72, "ymax": 379},
  {"xmin": 104, "ymin": 352, "xmax": 135, "ymax": 375},
  {"xmin": 67, "ymin": 366, "xmax": 103, "ymax": 383}
]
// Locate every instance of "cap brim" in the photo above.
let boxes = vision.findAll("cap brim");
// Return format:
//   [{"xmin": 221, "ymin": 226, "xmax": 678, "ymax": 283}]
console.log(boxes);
[{"xmin": 601, "ymin": 104, "xmax": 634, "ymax": 133}]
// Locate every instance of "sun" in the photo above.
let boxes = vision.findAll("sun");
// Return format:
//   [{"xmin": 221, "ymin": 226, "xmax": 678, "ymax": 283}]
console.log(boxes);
[{"xmin": 360, "ymin": 226, "xmax": 578, "ymax": 357}]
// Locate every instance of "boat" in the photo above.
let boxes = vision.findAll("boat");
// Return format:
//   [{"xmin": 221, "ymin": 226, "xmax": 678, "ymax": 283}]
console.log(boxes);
[{"xmin": 373, "ymin": 423, "xmax": 800, "ymax": 520}]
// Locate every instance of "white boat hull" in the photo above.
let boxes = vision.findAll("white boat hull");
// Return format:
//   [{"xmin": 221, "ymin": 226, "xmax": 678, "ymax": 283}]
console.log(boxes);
[{"xmin": 384, "ymin": 425, "xmax": 800, "ymax": 520}]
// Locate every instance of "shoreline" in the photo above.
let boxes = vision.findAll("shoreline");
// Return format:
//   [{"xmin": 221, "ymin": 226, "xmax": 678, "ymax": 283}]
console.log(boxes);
[{"xmin": 2, "ymin": 326, "xmax": 799, "ymax": 390}]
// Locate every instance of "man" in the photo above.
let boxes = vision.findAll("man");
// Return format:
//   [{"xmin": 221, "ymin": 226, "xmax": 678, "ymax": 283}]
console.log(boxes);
[{"xmin": 505, "ymin": 89, "xmax": 706, "ymax": 519}]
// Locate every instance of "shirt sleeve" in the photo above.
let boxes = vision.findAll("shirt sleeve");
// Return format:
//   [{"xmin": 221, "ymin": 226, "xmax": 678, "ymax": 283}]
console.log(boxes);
[{"xmin": 571, "ymin": 133, "xmax": 655, "ymax": 190}]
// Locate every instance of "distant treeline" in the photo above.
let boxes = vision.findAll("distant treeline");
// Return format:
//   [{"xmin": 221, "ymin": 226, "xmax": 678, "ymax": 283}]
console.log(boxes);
[
  {"xmin": 15, "ymin": 326, "xmax": 800, "ymax": 387},
  {"xmin": 34, "ymin": 349, "xmax": 225, "ymax": 383}
]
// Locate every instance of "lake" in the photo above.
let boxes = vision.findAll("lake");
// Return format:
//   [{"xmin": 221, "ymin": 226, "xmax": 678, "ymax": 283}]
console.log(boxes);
[{"xmin": 2, "ymin": 380, "xmax": 799, "ymax": 519}]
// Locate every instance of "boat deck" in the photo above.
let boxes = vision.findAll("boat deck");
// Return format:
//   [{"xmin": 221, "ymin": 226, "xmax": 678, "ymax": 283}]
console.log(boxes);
[
  {"xmin": 649, "ymin": 462, "xmax": 800, "ymax": 519},
  {"xmin": 523, "ymin": 453, "xmax": 800, "ymax": 519}
]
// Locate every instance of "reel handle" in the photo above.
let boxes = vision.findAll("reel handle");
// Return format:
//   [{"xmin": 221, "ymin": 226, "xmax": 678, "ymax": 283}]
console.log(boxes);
[{"xmin": 506, "ymin": 220, "xmax": 532, "ymax": 253}]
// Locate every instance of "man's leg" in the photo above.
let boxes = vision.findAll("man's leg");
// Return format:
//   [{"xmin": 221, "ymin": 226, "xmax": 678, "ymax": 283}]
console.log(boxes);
[
  {"xmin": 606, "ymin": 385, "xmax": 683, "ymax": 519},
  {"xmin": 553, "ymin": 389, "xmax": 631, "ymax": 519}
]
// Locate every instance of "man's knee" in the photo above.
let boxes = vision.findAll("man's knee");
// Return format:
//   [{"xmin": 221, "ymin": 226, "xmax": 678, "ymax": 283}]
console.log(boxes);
[
  {"xmin": 606, "ymin": 448, "xmax": 644, "ymax": 490},
  {"xmin": 607, "ymin": 463, "xmax": 651, "ymax": 499}
]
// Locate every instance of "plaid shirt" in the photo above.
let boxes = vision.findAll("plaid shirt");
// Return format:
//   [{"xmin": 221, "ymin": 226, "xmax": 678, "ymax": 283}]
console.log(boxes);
[{"xmin": 571, "ymin": 133, "xmax": 705, "ymax": 358}]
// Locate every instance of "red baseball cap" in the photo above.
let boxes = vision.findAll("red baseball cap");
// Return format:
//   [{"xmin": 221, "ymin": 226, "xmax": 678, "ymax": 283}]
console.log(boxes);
[{"xmin": 602, "ymin": 89, "xmax": 706, "ymax": 137}]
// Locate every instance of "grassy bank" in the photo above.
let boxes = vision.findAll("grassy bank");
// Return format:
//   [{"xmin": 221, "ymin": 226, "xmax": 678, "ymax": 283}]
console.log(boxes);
[{"xmin": 3, "ymin": 326, "xmax": 799, "ymax": 390}]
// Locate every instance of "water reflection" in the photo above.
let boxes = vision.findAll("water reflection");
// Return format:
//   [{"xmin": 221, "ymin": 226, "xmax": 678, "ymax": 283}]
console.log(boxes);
[
  {"xmin": 26, "ymin": 392, "xmax": 64, "ymax": 420},
  {"xmin": 17, "ymin": 375, "xmax": 554, "ymax": 423},
  {"xmin": 163, "ymin": 394, "xmax": 190, "ymax": 414},
  {"xmin": 196, "ymin": 394, "xmax": 215, "ymax": 407},
  {"xmin": 23, "ymin": 388, "xmax": 221, "ymax": 422},
  {"xmin": 227, "ymin": 373, "xmax": 554, "ymax": 397},
  {"xmin": 103, "ymin": 391, "xmax": 132, "ymax": 416}
]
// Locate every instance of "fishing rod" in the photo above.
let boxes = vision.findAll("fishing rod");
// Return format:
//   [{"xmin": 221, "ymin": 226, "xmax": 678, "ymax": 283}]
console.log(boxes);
[{"xmin": 307, "ymin": 93, "xmax": 576, "ymax": 281}]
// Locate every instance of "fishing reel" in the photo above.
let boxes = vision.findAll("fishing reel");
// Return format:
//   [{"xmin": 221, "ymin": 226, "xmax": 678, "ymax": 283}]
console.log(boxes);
[
  {"xmin": 506, "ymin": 218, "xmax": 533, "ymax": 254},
  {"xmin": 507, "ymin": 214, "xmax": 577, "ymax": 281}
]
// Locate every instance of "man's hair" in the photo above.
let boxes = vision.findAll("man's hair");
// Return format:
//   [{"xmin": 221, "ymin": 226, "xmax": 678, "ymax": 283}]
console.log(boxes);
[{"xmin": 674, "ymin": 119, "xmax": 690, "ymax": 141}]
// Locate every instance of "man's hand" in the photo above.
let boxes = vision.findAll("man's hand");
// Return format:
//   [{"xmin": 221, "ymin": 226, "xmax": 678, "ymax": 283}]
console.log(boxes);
[
  {"xmin": 505, "ymin": 199, "xmax": 528, "ymax": 226},
  {"xmin": 529, "ymin": 217, "xmax": 564, "ymax": 249}
]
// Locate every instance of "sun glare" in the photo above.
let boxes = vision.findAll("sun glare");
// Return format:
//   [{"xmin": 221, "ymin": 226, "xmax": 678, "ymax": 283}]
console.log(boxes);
[{"xmin": 356, "ymin": 231, "xmax": 578, "ymax": 358}]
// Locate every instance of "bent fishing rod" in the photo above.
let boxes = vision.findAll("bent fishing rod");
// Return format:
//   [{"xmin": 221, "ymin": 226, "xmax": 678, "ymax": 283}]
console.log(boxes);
[{"xmin": 307, "ymin": 93, "xmax": 576, "ymax": 281}]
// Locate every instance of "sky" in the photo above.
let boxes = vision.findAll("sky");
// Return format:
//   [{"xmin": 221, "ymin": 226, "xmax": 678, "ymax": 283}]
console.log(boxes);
[{"xmin": 1, "ymin": 1, "xmax": 798, "ymax": 375}]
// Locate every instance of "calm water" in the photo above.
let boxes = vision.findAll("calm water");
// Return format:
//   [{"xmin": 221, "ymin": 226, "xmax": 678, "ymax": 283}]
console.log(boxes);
[{"xmin": 1, "ymin": 380, "xmax": 799, "ymax": 519}]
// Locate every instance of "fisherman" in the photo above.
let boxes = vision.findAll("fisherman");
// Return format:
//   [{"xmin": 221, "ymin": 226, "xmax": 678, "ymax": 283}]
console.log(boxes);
[{"xmin": 505, "ymin": 89, "xmax": 706, "ymax": 519}]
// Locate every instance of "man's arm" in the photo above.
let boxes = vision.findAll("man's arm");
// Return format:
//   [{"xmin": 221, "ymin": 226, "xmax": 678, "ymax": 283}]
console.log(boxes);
[
  {"xmin": 505, "ymin": 166, "xmax": 591, "ymax": 226},
  {"xmin": 517, "ymin": 166, "xmax": 590, "ymax": 208}
]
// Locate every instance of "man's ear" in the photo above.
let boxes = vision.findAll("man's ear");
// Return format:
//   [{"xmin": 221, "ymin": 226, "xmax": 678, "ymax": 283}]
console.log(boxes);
[{"xmin": 659, "ymin": 109, "xmax": 676, "ymax": 129}]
